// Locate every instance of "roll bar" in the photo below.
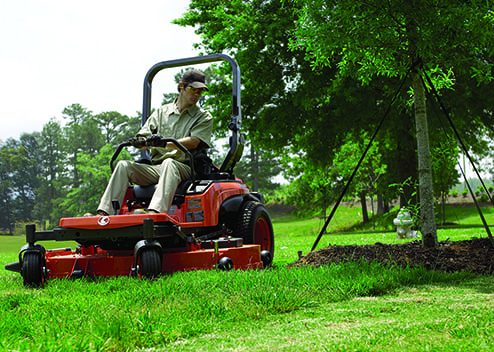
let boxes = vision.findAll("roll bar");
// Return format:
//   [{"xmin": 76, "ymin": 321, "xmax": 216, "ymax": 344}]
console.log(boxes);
[{"xmin": 141, "ymin": 54, "xmax": 244, "ymax": 174}]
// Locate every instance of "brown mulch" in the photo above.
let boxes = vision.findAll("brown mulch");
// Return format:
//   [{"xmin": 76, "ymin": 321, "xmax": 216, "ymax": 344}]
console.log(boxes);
[{"xmin": 288, "ymin": 237, "xmax": 494, "ymax": 275}]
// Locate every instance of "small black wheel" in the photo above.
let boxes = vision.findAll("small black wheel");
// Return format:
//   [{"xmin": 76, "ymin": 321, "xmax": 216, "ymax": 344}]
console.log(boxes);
[
  {"xmin": 139, "ymin": 248, "xmax": 162, "ymax": 279},
  {"xmin": 261, "ymin": 250, "xmax": 273, "ymax": 268},
  {"xmin": 22, "ymin": 252, "xmax": 44, "ymax": 287},
  {"xmin": 218, "ymin": 257, "xmax": 234, "ymax": 271},
  {"xmin": 235, "ymin": 201, "xmax": 275, "ymax": 257}
]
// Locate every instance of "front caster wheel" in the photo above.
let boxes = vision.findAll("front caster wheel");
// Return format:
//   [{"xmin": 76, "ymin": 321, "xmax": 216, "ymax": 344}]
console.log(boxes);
[
  {"xmin": 261, "ymin": 250, "xmax": 273, "ymax": 268},
  {"xmin": 139, "ymin": 248, "xmax": 162, "ymax": 279},
  {"xmin": 218, "ymin": 257, "xmax": 234, "ymax": 271},
  {"xmin": 22, "ymin": 252, "xmax": 44, "ymax": 287}
]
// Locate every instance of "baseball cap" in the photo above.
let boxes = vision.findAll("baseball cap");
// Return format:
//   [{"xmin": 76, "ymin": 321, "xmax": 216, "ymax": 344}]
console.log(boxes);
[{"xmin": 181, "ymin": 69, "xmax": 209, "ymax": 91}]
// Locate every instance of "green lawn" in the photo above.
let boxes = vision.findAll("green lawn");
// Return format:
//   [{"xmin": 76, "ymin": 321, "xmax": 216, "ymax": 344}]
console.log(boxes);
[{"xmin": 1, "ymin": 204, "xmax": 493, "ymax": 351}]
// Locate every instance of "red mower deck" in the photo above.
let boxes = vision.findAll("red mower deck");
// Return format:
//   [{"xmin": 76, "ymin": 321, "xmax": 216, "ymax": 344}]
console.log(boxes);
[{"xmin": 44, "ymin": 241, "xmax": 263, "ymax": 280}]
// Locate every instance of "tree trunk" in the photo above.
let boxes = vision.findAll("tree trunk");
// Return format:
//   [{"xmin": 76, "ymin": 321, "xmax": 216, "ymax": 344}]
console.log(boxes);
[
  {"xmin": 377, "ymin": 194, "xmax": 385, "ymax": 214},
  {"xmin": 370, "ymin": 194, "xmax": 375, "ymax": 229},
  {"xmin": 360, "ymin": 192, "xmax": 369, "ymax": 223},
  {"xmin": 412, "ymin": 68, "xmax": 438, "ymax": 248},
  {"xmin": 441, "ymin": 192, "xmax": 446, "ymax": 225},
  {"xmin": 251, "ymin": 144, "xmax": 259, "ymax": 192},
  {"xmin": 384, "ymin": 200, "xmax": 390, "ymax": 213}
]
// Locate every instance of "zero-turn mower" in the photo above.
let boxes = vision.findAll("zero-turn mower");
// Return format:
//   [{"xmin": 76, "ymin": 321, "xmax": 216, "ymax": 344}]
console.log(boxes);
[{"xmin": 6, "ymin": 54, "xmax": 274, "ymax": 286}]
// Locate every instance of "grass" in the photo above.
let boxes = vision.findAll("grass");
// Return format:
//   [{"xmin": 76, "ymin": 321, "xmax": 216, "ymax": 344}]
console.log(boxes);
[
  {"xmin": 167, "ymin": 276, "xmax": 494, "ymax": 351},
  {"xmin": 2, "ymin": 256, "xmax": 485, "ymax": 352},
  {"xmin": 1, "ymin": 204, "xmax": 494, "ymax": 351}
]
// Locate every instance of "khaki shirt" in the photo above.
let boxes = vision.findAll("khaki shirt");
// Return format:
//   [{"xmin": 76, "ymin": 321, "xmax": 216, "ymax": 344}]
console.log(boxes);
[{"xmin": 136, "ymin": 101, "xmax": 213, "ymax": 165}]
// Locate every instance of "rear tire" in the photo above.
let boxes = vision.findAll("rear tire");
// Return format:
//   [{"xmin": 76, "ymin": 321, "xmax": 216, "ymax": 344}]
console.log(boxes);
[
  {"xmin": 22, "ymin": 252, "xmax": 44, "ymax": 287},
  {"xmin": 139, "ymin": 248, "xmax": 162, "ymax": 279},
  {"xmin": 234, "ymin": 201, "xmax": 274, "ymax": 258}
]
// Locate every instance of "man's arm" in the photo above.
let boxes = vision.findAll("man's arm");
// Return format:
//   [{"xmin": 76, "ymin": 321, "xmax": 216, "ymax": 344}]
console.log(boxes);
[
  {"xmin": 131, "ymin": 135, "xmax": 200, "ymax": 151},
  {"xmin": 165, "ymin": 136, "xmax": 201, "ymax": 151}
]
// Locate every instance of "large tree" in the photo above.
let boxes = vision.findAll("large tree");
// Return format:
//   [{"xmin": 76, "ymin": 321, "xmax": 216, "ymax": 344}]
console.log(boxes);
[
  {"xmin": 291, "ymin": 0, "xmax": 494, "ymax": 247},
  {"xmin": 62, "ymin": 103, "xmax": 104, "ymax": 188},
  {"xmin": 96, "ymin": 111, "xmax": 130, "ymax": 144},
  {"xmin": 14, "ymin": 133, "xmax": 41, "ymax": 222},
  {"xmin": 37, "ymin": 118, "xmax": 69, "ymax": 227},
  {"xmin": 174, "ymin": 1, "xmax": 344, "ymax": 156},
  {"xmin": 0, "ymin": 135, "xmax": 40, "ymax": 233}
]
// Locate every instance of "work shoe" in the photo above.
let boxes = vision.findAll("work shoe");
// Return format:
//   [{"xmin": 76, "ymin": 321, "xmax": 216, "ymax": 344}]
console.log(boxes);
[
  {"xmin": 97, "ymin": 210, "xmax": 109, "ymax": 216},
  {"xmin": 83, "ymin": 213, "xmax": 94, "ymax": 217},
  {"xmin": 133, "ymin": 209, "xmax": 159, "ymax": 215}
]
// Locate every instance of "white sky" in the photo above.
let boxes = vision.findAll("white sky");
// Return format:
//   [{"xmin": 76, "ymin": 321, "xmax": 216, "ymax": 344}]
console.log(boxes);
[{"xmin": 0, "ymin": 0, "xmax": 204, "ymax": 142}]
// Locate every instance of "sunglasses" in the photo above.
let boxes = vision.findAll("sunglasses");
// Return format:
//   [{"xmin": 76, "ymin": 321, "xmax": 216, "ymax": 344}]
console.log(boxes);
[{"xmin": 187, "ymin": 86, "xmax": 205, "ymax": 94}]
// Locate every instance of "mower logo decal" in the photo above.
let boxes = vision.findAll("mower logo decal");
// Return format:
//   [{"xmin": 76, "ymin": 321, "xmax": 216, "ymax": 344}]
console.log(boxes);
[{"xmin": 98, "ymin": 216, "xmax": 110, "ymax": 226}]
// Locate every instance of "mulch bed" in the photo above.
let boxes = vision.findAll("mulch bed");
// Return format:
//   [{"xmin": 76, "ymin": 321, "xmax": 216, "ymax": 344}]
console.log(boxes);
[{"xmin": 288, "ymin": 237, "xmax": 494, "ymax": 275}]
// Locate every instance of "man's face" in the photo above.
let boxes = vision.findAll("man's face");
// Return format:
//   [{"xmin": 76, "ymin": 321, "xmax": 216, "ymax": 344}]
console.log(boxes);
[{"xmin": 183, "ymin": 84, "xmax": 205, "ymax": 106}]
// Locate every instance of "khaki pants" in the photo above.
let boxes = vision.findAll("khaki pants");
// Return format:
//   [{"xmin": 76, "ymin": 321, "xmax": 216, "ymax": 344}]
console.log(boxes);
[{"xmin": 98, "ymin": 159, "xmax": 192, "ymax": 214}]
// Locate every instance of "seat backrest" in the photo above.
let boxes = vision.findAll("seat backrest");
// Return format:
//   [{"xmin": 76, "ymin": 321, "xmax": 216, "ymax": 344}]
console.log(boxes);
[
  {"xmin": 220, "ymin": 132, "xmax": 245, "ymax": 174},
  {"xmin": 193, "ymin": 149, "xmax": 213, "ymax": 178},
  {"xmin": 194, "ymin": 149, "xmax": 233, "ymax": 181}
]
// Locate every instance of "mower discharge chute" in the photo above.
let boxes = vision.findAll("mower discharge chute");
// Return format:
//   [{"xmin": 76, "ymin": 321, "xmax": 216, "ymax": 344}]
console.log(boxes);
[{"xmin": 5, "ymin": 54, "xmax": 274, "ymax": 286}]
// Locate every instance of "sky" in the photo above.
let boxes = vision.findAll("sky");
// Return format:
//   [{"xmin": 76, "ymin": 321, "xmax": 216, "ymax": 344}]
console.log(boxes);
[{"xmin": 0, "ymin": 0, "xmax": 203, "ymax": 142}]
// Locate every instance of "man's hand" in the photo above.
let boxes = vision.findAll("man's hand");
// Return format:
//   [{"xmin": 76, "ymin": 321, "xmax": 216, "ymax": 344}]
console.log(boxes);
[
  {"xmin": 146, "ymin": 134, "xmax": 164, "ymax": 147},
  {"xmin": 128, "ymin": 137, "xmax": 147, "ymax": 149}
]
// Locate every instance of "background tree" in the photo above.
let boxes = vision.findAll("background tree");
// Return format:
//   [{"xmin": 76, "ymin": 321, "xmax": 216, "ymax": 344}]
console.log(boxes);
[
  {"xmin": 62, "ymin": 103, "xmax": 104, "ymax": 188},
  {"xmin": 37, "ymin": 118, "xmax": 70, "ymax": 227},
  {"xmin": 96, "ymin": 111, "xmax": 130, "ymax": 144},
  {"xmin": 0, "ymin": 141, "xmax": 16, "ymax": 234},
  {"xmin": 214, "ymin": 140, "xmax": 282, "ymax": 194},
  {"xmin": 0, "ymin": 134, "xmax": 40, "ymax": 233},
  {"xmin": 13, "ymin": 133, "xmax": 41, "ymax": 222},
  {"xmin": 332, "ymin": 134, "xmax": 387, "ymax": 226}
]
